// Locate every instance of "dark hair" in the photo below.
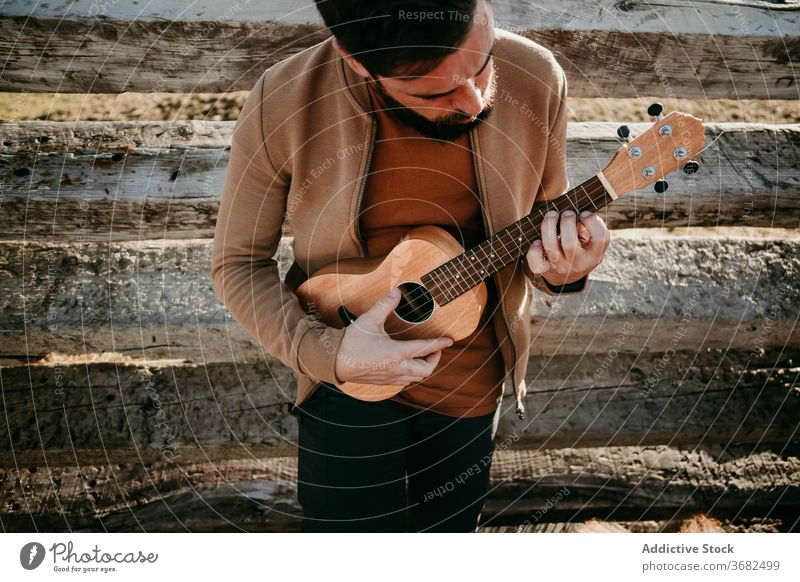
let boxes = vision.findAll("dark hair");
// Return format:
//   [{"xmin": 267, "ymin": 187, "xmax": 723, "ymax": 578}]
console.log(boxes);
[{"xmin": 314, "ymin": 0, "xmax": 481, "ymax": 77}]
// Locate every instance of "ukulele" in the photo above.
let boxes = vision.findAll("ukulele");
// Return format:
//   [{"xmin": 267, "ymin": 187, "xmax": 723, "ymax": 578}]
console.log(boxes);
[{"xmin": 296, "ymin": 105, "xmax": 705, "ymax": 401}]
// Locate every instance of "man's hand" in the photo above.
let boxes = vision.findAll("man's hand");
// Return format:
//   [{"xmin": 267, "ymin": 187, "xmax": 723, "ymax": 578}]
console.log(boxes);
[
  {"xmin": 333, "ymin": 287, "xmax": 454, "ymax": 385},
  {"xmin": 526, "ymin": 210, "xmax": 611, "ymax": 286}
]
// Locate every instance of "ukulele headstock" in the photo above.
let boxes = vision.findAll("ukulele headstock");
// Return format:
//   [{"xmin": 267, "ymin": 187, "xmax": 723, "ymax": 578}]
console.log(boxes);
[{"xmin": 602, "ymin": 109, "xmax": 705, "ymax": 197}]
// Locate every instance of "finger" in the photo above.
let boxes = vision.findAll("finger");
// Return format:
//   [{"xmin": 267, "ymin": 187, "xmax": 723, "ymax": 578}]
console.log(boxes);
[
  {"xmin": 559, "ymin": 210, "xmax": 580, "ymax": 258},
  {"xmin": 399, "ymin": 336, "xmax": 453, "ymax": 359},
  {"xmin": 421, "ymin": 349, "xmax": 442, "ymax": 372},
  {"xmin": 579, "ymin": 212, "xmax": 612, "ymax": 253},
  {"xmin": 541, "ymin": 210, "xmax": 563, "ymax": 263},
  {"xmin": 526, "ymin": 240, "xmax": 551, "ymax": 274},
  {"xmin": 400, "ymin": 357, "xmax": 434, "ymax": 378},
  {"xmin": 395, "ymin": 375, "xmax": 424, "ymax": 385},
  {"xmin": 403, "ymin": 350, "xmax": 442, "ymax": 377},
  {"xmin": 362, "ymin": 287, "xmax": 401, "ymax": 328},
  {"xmin": 577, "ymin": 222, "xmax": 591, "ymax": 245}
]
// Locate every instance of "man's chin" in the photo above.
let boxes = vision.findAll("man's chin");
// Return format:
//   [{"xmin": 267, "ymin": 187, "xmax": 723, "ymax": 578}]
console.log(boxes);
[
  {"xmin": 402, "ymin": 110, "xmax": 491, "ymax": 142},
  {"xmin": 371, "ymin": 78, "xmax": 493, "ymax": 141}
]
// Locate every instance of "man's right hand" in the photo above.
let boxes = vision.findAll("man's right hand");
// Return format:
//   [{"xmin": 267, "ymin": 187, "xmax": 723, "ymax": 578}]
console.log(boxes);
[{"xmin": 333, "ymin": 287, "xmax": 454, "ymax": 385}]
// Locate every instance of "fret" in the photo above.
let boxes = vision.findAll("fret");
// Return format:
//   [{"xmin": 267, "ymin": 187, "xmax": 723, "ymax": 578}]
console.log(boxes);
[
  {"xmin": 458, "ymin": 254, "xmax": 477, "ymax": 287},
  {"xmin": 425, "ymin": 174, "xmax": 610, "ymax": 306},
  {"xmin": 436, "ymin": 272, "xmax": 455, "ymax": 303},
  {"xmin": 464, "ymin": 251, "xmax": 480, "ymax": 286},
  {"xmin": 522, "ymin": 214, "xmax": 539, "ymax": 240},
  {"xmin": 436, "ymin": 278, "xmax": 453, "ymax": 304},
  {"xmin": 584, "ymin": 196, "xmax": 595, "ymax": 212},
  {"xmin": 565, "ymin": 189, "xmax": 579, "ymax": 212},
  {"xmin": 579, "ymin": 185, "xmax": 591, "ymax": 210},
  {"xmin": 587, "ymin": 191, "xmax": 599, "ymax": 211},
  {"xmin": 447, "ymin": 257, "xmax": 463, "ymax": 293},
  {"xmin": 485, "ymin": 244, "xmax": 498, "ymax": 266},
  {"xmin": 427, "ymin": 269, "xmax": 444, "ymax": 291},
  {"xmin": 473, "ymin": 249, "xmax": 486, "ymax": 279},
  {"xmin": 582, "ymin": 185, "xmax": 592, "ymax": 208},
  {"xmin": 463, "ymin": 253, "xmax": 478, "ymax": 287},
  {"xmin": 466, "ymin": 248, "xmax": 479, "ymax": 281},
  {"xmin": 495, "ymin": 234, "xmax": 513, "ymax": 261},
  {"xmin": 443, "ymin": 260, "xmax": 467, "ymax": 295},
  {"xmin": 464, "ymin": 253, "xmax": 480, "ymax": 288},
  {"xmin": 514, "ymin": 223, "xmax": 526, "ymax": 253}
]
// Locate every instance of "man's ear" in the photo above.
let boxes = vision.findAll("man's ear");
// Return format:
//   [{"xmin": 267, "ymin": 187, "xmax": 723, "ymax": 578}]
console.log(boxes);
[{"xmin": 332, "ymin": 37, "xmax": 371, "ymax": 78}]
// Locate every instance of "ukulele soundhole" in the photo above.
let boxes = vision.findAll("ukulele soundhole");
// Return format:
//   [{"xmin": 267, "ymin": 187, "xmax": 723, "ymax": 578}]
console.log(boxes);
[{"xmin": 394, "ymin": 282, "xmax": 435, "ymax": 324}]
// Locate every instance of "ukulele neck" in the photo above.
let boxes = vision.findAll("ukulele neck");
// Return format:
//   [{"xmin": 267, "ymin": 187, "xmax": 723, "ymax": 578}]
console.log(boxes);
[{"xmin": 421, "ymin": 173, "xmax": 614, "ymax": 306}]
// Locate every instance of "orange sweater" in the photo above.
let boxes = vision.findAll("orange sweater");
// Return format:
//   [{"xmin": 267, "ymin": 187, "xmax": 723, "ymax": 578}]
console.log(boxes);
[{"xmin": 360, "ymin": 82, "xmax": 506, "ymax": 418}]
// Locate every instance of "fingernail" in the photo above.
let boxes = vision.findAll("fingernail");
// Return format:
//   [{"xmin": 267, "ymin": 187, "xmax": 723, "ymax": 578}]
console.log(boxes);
[
  {"xmin": 533, "ymin": 240, "xmax": 542, "ymax": 248},
  {"xmin": 563, "ymin": 210, "xmax": 575, "ymax": 218},
  {"xmin": 546, "ymin": 210, "xmax": 559, "ymax": 219},
  {"xmin": 389, "ymin": 287, "xmax": 398, "ymax": 297},
  {"xmin": 581, "ymin": 211, "xmax": 593, "ymax": 218}
]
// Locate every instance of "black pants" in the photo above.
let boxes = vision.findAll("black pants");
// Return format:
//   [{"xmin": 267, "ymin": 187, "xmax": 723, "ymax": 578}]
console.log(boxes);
[{"xmin": 294, "ymin": 382, "xmax": 500, "ymax": 532}]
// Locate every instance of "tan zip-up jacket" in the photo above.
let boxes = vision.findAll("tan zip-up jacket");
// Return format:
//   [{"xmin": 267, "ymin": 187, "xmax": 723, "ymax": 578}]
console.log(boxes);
[{"xmin": 210, "ymin": 29, "xmax": 582, "ymax": 420}]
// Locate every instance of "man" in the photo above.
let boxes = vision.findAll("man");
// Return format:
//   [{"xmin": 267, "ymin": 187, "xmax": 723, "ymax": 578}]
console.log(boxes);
[{"xmin": 210, "ymin": 0, "xmax": 611, "ymax": 532}]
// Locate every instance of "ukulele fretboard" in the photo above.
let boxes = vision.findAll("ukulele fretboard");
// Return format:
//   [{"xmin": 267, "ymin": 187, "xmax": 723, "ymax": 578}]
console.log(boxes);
[{"xmin": 420, "ymin": 174, "xmax": 612, "ymax": 305}]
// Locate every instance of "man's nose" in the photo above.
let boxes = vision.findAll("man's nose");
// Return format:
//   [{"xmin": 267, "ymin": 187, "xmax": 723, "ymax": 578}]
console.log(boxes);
[{"xmin": 450, "ymin": 78, "xmax": 483, "ymax": 119}]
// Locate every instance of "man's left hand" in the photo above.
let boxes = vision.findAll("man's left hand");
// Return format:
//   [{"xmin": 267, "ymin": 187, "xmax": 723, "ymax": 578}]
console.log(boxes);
[{"xmin": 526, "ymin": 210, "xmax": 611, "ymax": 286}]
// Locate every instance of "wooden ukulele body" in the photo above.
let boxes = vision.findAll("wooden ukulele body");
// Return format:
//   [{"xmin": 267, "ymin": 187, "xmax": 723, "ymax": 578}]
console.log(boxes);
[{"xmin": 295, "ymin": 225, "xmax": 488, "ymax": 401}]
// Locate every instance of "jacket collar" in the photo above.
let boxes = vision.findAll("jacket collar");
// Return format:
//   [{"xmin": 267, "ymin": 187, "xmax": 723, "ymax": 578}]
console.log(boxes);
[{"xmin": 333, "ymin": 39, "xmax": 373, "ymax": 117}]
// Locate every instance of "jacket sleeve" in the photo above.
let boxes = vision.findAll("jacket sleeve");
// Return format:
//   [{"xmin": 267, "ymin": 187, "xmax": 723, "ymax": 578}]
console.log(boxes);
[
  {"xmin": 210, "ymin": 71, "xmax": 346, "ymax": 386},
  {"xmin": 522, "ymin": 64, "xmax": 587, "ymax": 296}
]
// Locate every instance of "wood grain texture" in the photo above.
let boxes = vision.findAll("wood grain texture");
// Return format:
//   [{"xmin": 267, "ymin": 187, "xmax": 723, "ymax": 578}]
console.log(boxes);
[
  {"xmin": 0, "ymin": 348, "xmax": 796, "ymax": 451},
  {"xmin": 1, "ymin": 442, "xmax": 797, "ymax": 532},
  {"xmin": 0, "ymin": 237, "xmax": 796, "ymax": 364},
  {"xmin": 0, "ymin": 0, "xmax": 797, "ymax": 97},
  {"xmin": 1, "ymin": 121, "xmax": 797, "ymax": 242}
]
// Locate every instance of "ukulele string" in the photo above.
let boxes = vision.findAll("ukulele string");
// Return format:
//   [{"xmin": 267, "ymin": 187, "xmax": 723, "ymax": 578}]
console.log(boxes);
[
  {"xmin": 695, "ymin": 129, "xmax": 725, "ymax": 157},
  {"xmin": 408, "ymin": 179, "xmax": 610, "ymax": 307},
  {"xmin": 413, "ymin": 134, "xmax": 712, "ymax": 306},
  {"xmin": 418, "ymin": 180, "xmax": 609, "ymax": 305}
]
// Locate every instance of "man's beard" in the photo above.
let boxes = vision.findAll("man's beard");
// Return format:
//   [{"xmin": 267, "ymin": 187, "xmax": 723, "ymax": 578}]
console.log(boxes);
[{"xmin": 369, "ymin": 67, "xmax": 497, "ymax": 142}]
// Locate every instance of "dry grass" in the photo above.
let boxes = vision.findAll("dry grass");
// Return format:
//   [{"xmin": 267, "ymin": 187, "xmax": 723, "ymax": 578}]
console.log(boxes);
[{"xmin": 1, "ymin": 92, "xmax": 798, "ymax": 124}]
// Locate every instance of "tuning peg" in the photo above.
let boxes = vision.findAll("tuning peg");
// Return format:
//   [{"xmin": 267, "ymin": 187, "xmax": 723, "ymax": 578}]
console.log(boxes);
[
  {"xmin": 654, "ymin": 180, "xmax": 669, "ymax": 193},
  {"xmin": 617, "ymin": 125, "xmax": 631, "ymax": 140},
  {"xmin": 647, "ymin": 102, "xmax": 664, "ymax": 119},
  {"xmin": 683, "ymin": 160, "xmax": 701, "ymax": 175}
]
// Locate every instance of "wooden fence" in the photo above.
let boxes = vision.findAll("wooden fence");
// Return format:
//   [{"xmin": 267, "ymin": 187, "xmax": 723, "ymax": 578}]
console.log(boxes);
[{"xmin": 1, "ymin": 0, "xmax": 798, "ymax": 532}]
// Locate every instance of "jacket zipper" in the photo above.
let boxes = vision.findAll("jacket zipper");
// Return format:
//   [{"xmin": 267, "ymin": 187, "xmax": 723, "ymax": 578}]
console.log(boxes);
[
  {"xmin": 468, "ymin": 130, "xmax": 525, "ymax": 420},
  {"xmin": 354, "ymin": 118, "xmax": 377, "ymax": 257}
]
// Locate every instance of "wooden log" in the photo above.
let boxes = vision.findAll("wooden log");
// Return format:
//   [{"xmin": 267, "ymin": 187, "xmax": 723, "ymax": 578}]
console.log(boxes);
[
  {"xmin": 483, "ymin": 443, "xmax": 800, "ymax": 526},
  {"xmin": 1, "ymin": 442, "xmax": 797, "ymax": 532},
  {"xmin": 1, "ymin": 121, "xmax": 798, "ymax": 242},
  {"xmin": 0, "ymin": 1, "xmax": 797, "ymax": 98},
  {"xmin": 0, "ymin": 348, "xmax": 796, "ymax": 451},
  {"xmin": 502, "ymin": 349, "xmax": 800, "ymax": 449},
  {"xmin": 0, "ymin": 237, "xmax": 796, "ymax": 363},
  {"xmin": 483, "ymin": 515, "xmax": 788, "ymax": 532}
]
